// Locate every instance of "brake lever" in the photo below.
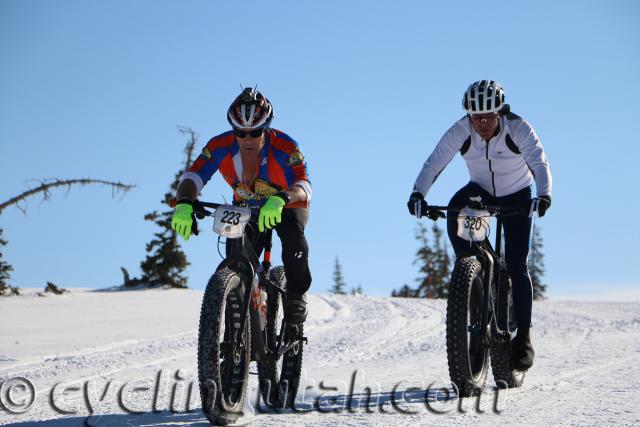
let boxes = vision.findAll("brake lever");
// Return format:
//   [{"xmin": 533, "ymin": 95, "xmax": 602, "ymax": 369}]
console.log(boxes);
[
  {"xmin": 427, "ymin": 209, "xmax": 446, "ymax": 221},
  {"xmin": 191, "ymin": 214, "xmax": 199, "ymax": 236}
]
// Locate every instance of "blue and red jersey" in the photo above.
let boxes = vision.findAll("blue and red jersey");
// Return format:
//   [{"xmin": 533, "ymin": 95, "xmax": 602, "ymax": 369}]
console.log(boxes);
[{"xmin": 180, "ymin": 129, "xmax": 311, "ymax": 208}]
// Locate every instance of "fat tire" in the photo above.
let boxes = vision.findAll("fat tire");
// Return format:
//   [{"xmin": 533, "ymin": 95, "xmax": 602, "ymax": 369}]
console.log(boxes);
[
  {"xmin": 257, "ymin": 266, "xmax": 304, "ymax": 410},
  {"xmin": 446, "ymin": 257, "xmax": 490, "ymax": 397},
  {"xmin": 490, "ymin": 270, "xmax": 525, "ymax": 388},
  {"xmin": 198, "ymin": 267, "xmax": 250, "ymax": 425}
]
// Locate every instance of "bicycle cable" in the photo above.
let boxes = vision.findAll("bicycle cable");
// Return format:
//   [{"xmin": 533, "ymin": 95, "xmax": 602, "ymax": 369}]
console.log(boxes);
[{"xmin": 217, "ymin": 236, "xmax": 225, "ymax": 259}]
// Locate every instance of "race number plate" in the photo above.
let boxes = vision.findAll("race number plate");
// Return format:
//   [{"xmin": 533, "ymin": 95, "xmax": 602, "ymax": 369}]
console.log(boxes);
[
  {"xmin": 213, "ymin": 205, "xmax": 251, "ymax": 238},
  {"xmin": 457, "ymin": 207, "xmax": 490, "ymax": 242}
]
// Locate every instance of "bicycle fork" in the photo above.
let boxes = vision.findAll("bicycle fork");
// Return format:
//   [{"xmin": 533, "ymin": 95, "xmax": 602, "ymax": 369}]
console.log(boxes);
[
  {"xmin": 477, "ymin": 248, "xmax": 494, "ymax": 349},
  {"xmin": 475, "ymin": 243, "xmax": 509, "ymax": 347}
]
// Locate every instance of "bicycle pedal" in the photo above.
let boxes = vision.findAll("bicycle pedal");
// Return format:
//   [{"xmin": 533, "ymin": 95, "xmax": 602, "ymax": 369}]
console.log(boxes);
[{"xmin": 284, "ymin": 325, "xmax": 306, "ymax": 341}]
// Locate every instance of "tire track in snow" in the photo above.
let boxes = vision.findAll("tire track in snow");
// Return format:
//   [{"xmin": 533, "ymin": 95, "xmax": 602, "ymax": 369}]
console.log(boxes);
[{"xmin": 0, "ymin": 331, "xmax": 198, "ymax": 385}]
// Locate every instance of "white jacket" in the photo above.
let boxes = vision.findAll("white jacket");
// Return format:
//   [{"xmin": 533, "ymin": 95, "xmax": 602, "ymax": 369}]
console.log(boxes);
[{"xmin": 413, "ymin": 113, "xmax": 552, "ymax": 198}]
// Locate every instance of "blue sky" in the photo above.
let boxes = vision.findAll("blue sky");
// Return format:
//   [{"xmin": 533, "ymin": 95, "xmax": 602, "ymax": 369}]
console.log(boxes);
[{"xmin": 1, "ymin": 0, "xmax": 639, "ymax": 298}]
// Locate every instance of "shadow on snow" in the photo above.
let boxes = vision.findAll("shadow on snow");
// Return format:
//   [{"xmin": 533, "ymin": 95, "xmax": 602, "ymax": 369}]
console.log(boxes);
[{"xmin": 9, "ymin": 387, "xmax": 458, "ymax": 426}]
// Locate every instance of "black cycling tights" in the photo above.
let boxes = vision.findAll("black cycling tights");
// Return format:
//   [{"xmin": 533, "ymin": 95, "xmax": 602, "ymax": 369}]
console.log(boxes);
[{"xmin": 236, "ymin": 208, "xmax": 312, "ymax": 297}]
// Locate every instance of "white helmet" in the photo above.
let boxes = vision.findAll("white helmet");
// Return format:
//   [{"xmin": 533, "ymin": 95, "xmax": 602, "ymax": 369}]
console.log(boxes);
[{"xmin": 462, "ymin": 80, "xmax": 505, "ymax": 114}]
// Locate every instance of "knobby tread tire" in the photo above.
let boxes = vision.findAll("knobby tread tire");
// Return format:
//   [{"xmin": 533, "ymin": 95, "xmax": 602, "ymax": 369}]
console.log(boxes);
[
  {"xmin": 446, "ymin": 257, "xmax": 490, "ymax": 397},
  {"xmin": 257, "ymin": 266, "xmax": 304, "ymax": 410},
  {"xmin": 490, "ymin": 270, "xmax": 525, "ymax": 389},
  {"xmin": 198, "ymin": 267, "xmax": 250, "ymax": 425}
]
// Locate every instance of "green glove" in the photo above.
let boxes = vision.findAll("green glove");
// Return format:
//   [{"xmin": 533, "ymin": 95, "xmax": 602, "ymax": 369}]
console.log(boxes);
[
  {"xmin": 258, "ymin": 195, "xmax": 286, "ymax": 232},
  {"xmin": 171, "ymin": 203, "xmax": 193, "ymax": 241}
]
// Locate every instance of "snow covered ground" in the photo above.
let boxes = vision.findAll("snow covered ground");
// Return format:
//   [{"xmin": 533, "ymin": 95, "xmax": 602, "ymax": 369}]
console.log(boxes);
[{"xmin": 1, "ymin": 288, "xmax": 639, "ymax": 426}]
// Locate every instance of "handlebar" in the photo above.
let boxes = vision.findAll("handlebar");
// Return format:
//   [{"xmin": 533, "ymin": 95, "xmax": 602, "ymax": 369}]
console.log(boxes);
[
  {"xmin": 169, "ymin": 198, "xmax": 259, "ymax": 218},
  {"xmin": 192, "ymin": 200, "xmax": 222, "ymax": 218},
  {"xmin": 192, "ymin": 200, "xmax": 261, "ymax": 219},
  {"xmin": 424, "ymin": 201, "xmax": 529, "ymax": 219},
  {"xmin": 169, "ymin": 198, "xmax": 262, "ymax": 237}
]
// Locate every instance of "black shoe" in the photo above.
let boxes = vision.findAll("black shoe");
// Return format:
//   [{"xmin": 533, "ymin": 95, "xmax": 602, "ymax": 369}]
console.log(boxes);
[
  {"xmin": 284, "ymin": 293, "xmax": 307, "ymax": 324},
  {"xmin": 511, "ymin": 327, "xmax": 535, "ymax": 371}
]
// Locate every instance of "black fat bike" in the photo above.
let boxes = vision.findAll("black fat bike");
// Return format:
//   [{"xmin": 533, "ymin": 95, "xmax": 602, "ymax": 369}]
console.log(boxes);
[
  {"xmin": 425, "ymin": 198, "xmax": 527, "ymax": 397},
  {"xmin": 188, "ymin": 200, "xmax": 306, "ymax": 425}
]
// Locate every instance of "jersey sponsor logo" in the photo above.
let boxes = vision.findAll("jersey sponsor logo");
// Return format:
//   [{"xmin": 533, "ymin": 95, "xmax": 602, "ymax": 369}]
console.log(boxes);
[
  {"xmin": 255, "ymin": 179, "xmax": 281, "ymax": 199},
  {"xmin": 233, "ymin": 182, "xmax": 256, "ymax": 200},
  {"xmin": 232, "ymin": 179, "xmax": 282, "ymax": 201},
  {"xmin": 288, "ymin": 150, "xmax": 304, "ymax": 166},
  {"xmin": 202, "ymin": 147, "xmax": 212, "ymax": 160}
]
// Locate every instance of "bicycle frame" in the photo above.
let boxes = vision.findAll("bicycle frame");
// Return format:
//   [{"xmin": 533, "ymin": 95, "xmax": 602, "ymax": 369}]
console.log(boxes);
[
  {"xmin": 473, "ymin": 216, "xmax": 511, "ymax": 344},
  {"xmin": 426, "ymin": 203, "xmax": 519, "ymax": 343},
  {"xmin": 192, "ymin": 200, "xmax": 288, "ymax": 361}
]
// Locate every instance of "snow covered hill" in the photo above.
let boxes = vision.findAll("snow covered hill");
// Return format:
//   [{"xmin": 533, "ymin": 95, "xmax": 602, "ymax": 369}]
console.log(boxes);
[{"xmin": 1, "ymin": 289, "xmax": 639, "ymax": 426}]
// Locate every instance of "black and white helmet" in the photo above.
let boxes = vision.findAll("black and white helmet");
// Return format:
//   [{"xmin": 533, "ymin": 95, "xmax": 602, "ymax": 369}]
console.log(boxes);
[
  {"xmin": 462, "ymin": 80, "xmax": 505, "ymax": 114},
  {"xmin": 227, "ymin": 87, "xmax": 274, "ymax": 129}
]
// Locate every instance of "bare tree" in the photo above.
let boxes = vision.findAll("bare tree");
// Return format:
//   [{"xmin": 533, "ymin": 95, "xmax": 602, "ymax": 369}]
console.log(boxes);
[
  {"xmin": 0, "ymin": 178, "xmax": 134, "ymax": 215},
  {"xmin": 0, "ymin": 178, "xmax": 134, "ymax": 294}
]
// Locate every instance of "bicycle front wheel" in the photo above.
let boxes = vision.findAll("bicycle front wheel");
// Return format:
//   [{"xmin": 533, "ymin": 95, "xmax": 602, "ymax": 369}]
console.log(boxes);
[
  {"xmin": 446, "ymin": 257, "xmax": 491, "ymax": 397},
  {"xmin": 198, "ymin": 267, "xmax": 251, "ymax": 425}
]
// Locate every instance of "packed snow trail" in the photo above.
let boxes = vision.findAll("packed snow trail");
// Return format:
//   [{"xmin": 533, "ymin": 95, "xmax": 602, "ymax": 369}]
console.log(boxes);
[{"xmin": 1, "ymin": 289, "xmax": 639, "ymax": 426}]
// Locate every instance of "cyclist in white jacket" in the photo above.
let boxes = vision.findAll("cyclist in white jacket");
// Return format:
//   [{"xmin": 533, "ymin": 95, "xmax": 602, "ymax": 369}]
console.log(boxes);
[{"xmin": 408, "ymin": 80, "xmax": 552, "ymax": 371}]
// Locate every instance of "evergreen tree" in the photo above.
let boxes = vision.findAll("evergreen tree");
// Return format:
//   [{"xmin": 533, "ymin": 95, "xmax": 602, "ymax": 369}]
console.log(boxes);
[
  {"xmin": 412, "ymin": 222, "xmax": 434, "ymax": 297},
  {"xmin": 351, "ymin": 283, "xmax": 363, "ymax": 295},
  {"xmin": 529, "ymin": 225, "xmax": 547, "ymax": 300},
  {"xmin": 139, "ymin": 127, "xmax": 198, "ymax": 288},
  {"xmin": 391, "ymin": 284, "xmax": 416, "ymax": 298},
  {"xmin": 0, "ymin": 228, "xmax": 16, "ymax": 295},
  {"xmin": 391, "ymin": 222, "xmax": 451, "ymax": 298},
  {"xmin": 430, "ymin": 222, "xmax": 451, "ymax": 298},
  {"xmin": 414, "ymin": 222, "xmax": 450, "ymax": 298},
  {"xmin": 331, "ymin": 257, "xmax": 347, "ymax": 295}
]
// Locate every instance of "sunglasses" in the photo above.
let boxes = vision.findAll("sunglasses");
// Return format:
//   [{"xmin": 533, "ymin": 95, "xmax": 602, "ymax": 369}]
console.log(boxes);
[
  {"xmin": 234, "ymin": 128, "xmax": 264, "ymax": 138},
  {"xmin": 470, "ymin": 113, "xmax": 498, "ymax": 122}
]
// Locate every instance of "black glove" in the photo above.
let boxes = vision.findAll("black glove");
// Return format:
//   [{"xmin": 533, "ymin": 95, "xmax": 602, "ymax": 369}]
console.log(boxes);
[
  {"xmin": 407, "ymin": 191, "xmax": 444, "ymax": 220},
  {"xmin": 407, "ymin": 192, "xmax": 427, "ymax": 218},
  {"xmin": 536, "ymin": 195, "xmax": 551, "ymax": 217}
]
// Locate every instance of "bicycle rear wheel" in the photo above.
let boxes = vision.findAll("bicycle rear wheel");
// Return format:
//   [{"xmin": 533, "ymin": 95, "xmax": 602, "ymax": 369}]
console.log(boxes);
[
  {"xmin": 446, "ymin": 257, "xmax": 491, "ymax": 397},
  {"xmin": 198, "ymin": 267, "xmax": 251, "ymax": 425},
  {"xmin": 257, "ymin": 266, "xmax": 305, "ymax": 409},
  {"xmin": 490, "ymin": 270, "xmax": 526, "ymax": 388}
]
